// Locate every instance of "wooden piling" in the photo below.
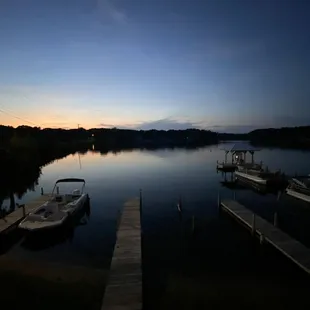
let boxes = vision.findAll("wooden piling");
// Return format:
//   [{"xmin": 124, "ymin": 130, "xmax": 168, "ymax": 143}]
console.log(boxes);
[
  {"xmin": 192, "ymin": 215, "xmax": 195, "ymax": 233},
  {"xmin": 251, "ymin": 214, "xmax": 256, "ymax": 236},
  {"xmin": 274, "ymin": 212, "xmax": 278, "ymax": 227},
  {"xmin": 139, "ymin": 189, "xmax": 143, "ymax": 231},
  {"xmin": 41, "ymin": 187, "xmax": 44, "ymax": 195},
  {"xmin": 260, "ymin": 234, "xmax": 265, "ymax": 245}
]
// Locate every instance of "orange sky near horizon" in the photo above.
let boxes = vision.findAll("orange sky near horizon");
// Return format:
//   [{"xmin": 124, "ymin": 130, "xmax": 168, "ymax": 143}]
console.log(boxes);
[{"xmin": 0, "ymin": 107, "xmax": 140, "ymax": 130}]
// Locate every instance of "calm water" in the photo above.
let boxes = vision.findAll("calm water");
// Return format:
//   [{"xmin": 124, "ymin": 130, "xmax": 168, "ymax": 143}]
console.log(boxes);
[{"xmin": 3, "ymin": 144, "xmax": 310, "ymax": 272}]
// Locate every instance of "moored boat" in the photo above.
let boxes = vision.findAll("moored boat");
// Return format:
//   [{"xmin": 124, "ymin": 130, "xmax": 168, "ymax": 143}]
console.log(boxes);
[
  {"xmin": 286, "ymin": 176, "xmax": 310, "ymax": 203},
  {"xmin": 19, "ymin": 178, "xmax": 88, "ymax": 232},
  {"xmin": 235, "ymin": 164, "xmax": 284, "ymax": 186}
]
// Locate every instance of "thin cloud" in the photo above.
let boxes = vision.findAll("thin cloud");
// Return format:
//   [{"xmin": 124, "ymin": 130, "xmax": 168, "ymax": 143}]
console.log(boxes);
[
  {"xmin": 96, "ymin": 0, "xmax": 128, "ymax": 24},
  {"xmin": 189, "ymin": 40, "xmax": 265, "ymax": 63},
  {"xmin": 97, "ymin": 122, "xmax": 134, "ymax": 129},
  {"xmin": 208, "ymin": 41, "xmax": 264, "ymax": 61},
  {"xmin": 97, "ymin": 118, "xmax": 199, "ymax": 130},
  {"xmin": 40, "ymin": 122, "xmax": 73, "ymax": 129},
  {"xmin": 135, "ymin": 118, "xmax": 198, "ymax": 131},
  {"xmin": 206, "ymin": 125, "xmax": 259, "ymax": 134}
]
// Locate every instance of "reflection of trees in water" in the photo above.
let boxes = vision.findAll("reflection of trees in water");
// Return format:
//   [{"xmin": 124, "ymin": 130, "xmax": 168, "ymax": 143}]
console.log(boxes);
[
  {"xmin": 0, "ymin": 146, "xmax": 86, "ymax": 218},
  {"xmin": 92, "ymin": 144, "xmax": 203, "ymax": 158},
  {"xmin": 0, "ymin": 151, "xmax": 42, "ymax": 217}
]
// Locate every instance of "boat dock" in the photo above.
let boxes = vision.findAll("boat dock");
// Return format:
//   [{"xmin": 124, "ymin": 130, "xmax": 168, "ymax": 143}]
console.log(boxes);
[
  {"xmin": 0, "ymin": 194, "xmax": 51, "ymax": 234},
  {"xmin": 101, "ymin": 196, "xmax": 142, "ymax": 310},
  {"xmin": 220, "ymin": 199, "xmax": 310, "ymax": 275}
]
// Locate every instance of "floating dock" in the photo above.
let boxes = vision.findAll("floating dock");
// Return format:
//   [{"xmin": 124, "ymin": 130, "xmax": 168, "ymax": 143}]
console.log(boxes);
[
  {"xmin": 220, "ymin": 199, "xmax": 310, "ymax": 275},
  {"xmin": 216, "ymin": 162, "xmax": 237, "ymax": 172},
  {"xmin": 102, "ymin": 197, "xmax": 142, "ymax": 310},
  {"xmin": 0, "ymin": 194, "xmax": 51, "ymax": 234}
]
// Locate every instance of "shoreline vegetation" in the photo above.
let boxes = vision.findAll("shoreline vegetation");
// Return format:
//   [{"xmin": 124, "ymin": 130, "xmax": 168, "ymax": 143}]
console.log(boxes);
[
  {"xmin": 1, "ymin": 124, "xmax": 310, "ymax": 150},
  {"xmin": 0, "ymin": 124, "xmax": 310, "ymax": 209}
]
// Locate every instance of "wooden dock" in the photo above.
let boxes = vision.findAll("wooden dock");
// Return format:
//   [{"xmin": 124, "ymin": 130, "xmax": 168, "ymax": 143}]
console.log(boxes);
[
  {"xmin": 0, "ymin": 194, "xmax": 51, "ymax": 234},
  {"xmin": 102, "ymin": 197, "xmax": 142, "ymax": 310},
  {"xmin": 221, "ymin": 199, "xmax": 310, "ymax": 275}
]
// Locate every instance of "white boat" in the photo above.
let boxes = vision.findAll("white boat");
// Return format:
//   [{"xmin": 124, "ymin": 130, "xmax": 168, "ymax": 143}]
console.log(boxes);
[
  {"xmin": 19, "ymin": 178, "xmax": 88, "ymax": 232},
  {"xmin": 286, "ymin": 177, "xmax": 310, "ymax": 203},
  {"xmin": 235, "ymin": 164, "xmax": 283, "ymax": 186}
]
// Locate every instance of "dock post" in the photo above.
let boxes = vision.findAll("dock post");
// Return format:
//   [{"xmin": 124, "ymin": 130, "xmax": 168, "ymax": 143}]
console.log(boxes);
[
  {"xmin": 139, "ymin": 189, "xmax": 143, "ymax": 217},
  {"xmin": 260, "ymin": 234, "xmax": 265, "ymax": 245},
  {"xmin": 40, "ymin": 187, "xmax": 44, "ymax": 195},
  {"xmin": 192, "ymin": 215, "xmax": 195, "ymax": 234},
  {"xmin": 217, "ymin": 191, "xmax": 221, "ymax": 211},
  {"xmin": 139, "ymin": 189, "xmax": 142, "ymax": 208},
  {"xmin": 233, "ymin": 191, "xmax": 236, "ymax": 201},
  {"xmin": 274, "ymin": 212, "xmax": 278, "ymax": 227},
  {"xmin": 22, "ymin": 204, "xmax": 26, "ymax": 217},
  {"xmin": 139, "ymin": 189, "xmax": 143, "ymax": 235},
  {"xmin": 56, "ymin": 186, "xmax": 59, "ymax": 194},
  {"xmin": 251, "ymin": 214, "xmax": 256, "ymax": 236}
]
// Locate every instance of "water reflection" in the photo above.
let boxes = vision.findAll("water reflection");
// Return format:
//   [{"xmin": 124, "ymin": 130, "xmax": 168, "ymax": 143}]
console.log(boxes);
[
  {"xmin": 0, "ymin": 229, "xmax": 24, "ymax": 255},
  {"xmin": 0, "ymin": 145, "xmax": 90, "ymax": 216},
  {"xmin": 221, "ymin": 178, "xmax": 286, "ymax": 196},
  {"xmin": 0, "ymin": 145, "xmax": 214, "ymax": 212},
  {"xmin": 1, "ymin": 144, "xmax": 310, "ymax": 268}
]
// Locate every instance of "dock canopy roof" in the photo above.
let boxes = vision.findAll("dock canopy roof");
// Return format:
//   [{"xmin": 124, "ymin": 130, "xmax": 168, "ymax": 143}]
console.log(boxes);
[{"xmin": 221, "ymin": 142, "xmax": 260, "ymax": 152}]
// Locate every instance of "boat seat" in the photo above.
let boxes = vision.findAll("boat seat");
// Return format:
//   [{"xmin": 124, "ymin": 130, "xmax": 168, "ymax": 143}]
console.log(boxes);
[
  {"xmin": 26, "ymin": 214, "xmax": 45, "ymax": 221},
  {"xmin": 45, "ymin": 211, "xmax": 67, "ymax": 222}
]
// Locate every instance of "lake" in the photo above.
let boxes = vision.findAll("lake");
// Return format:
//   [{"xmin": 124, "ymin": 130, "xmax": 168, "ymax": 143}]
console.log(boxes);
[{"xmin": 2, "ymin": 143, "xmax": 310, "ymax": 309}]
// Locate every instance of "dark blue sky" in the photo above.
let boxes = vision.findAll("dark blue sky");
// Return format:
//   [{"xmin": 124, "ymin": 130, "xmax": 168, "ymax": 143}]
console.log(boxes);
[{"xmin": 0, "ymin": 0, "xmax": 309, "ymax": 132}]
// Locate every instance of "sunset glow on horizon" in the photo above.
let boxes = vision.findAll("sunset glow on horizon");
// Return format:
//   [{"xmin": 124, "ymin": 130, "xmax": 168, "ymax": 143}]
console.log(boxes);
[{"xmin": 1, "ymin": 0, "xmax": 310, "ymax": 133}]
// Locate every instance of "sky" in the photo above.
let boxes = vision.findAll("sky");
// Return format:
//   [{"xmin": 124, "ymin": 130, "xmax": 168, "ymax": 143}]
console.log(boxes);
[{"xmin": 0, "ymin": 0, "xmax": 310, "ymax": 133}]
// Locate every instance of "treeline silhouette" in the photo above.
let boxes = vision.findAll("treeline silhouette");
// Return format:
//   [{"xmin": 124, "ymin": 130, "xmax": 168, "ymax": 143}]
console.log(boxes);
[
  {"xmin": 0, "ymin": 125, "xmax": 91, "ymax": 215},
  {"xmin": 0, "ymin": 124, "xmax": 309, "ymax": 213},
  {"xmin": 216, "ymin": 126, "xmax": 310, "ymax": 148},
  {"xmin": 1, "ymin": 125, "xmax": 218, "ymax": 149},
  {"xmin": 249, "ymin": 126, "xmax": 310, "ymax": 148},
  {"xmin": 2, "ymin": 125, "xmax": 310, "ymax": 152}
]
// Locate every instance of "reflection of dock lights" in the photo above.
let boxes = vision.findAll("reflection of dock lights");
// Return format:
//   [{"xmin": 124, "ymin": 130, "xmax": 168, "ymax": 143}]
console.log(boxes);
[
  {"xmin": 236, "ymin": 155, "xmax": 239, "ymax": 159},
  {"xmin": 92, "ymin": 134, "xmax": 94, "ymax": 137}
]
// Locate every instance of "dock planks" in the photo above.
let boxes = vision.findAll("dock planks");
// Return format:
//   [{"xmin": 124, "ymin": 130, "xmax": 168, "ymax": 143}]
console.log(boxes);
[
  {"xmin": 221, "ymin": 199, "xmax": 310, "ymax": 274},
  {"xmin": 102, "ymin": 197, "xmax": 142, "ymax": 310},
  {"xmin": 0, "ymin": 194, "xmax": 51, "ymax": 234}
]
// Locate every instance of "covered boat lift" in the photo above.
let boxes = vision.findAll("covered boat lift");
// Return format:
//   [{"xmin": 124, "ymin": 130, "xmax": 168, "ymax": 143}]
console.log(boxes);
[{"xmin": 217, "ymin": 142, "xmax": 261, "ymax": 172}]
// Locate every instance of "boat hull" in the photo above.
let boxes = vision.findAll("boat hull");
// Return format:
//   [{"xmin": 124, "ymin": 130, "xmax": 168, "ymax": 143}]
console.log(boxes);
[
  {"xmin": 286, "ymin": 188, "xmax": 310, "ymax": 203},
  {"xmin": 235, "ymin": 171, "xmax": 267, "ymax": 185},
  {"xmin": 217, "ymin": 163, "xmax": 237, "ymax": 172},
  {"xmin": 19, "ymin": 214, "xmax": 69, "ymax": 232},
  {"xmin": 19, "ymin": 194, "xmax": 89, "ymax": 232}
]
